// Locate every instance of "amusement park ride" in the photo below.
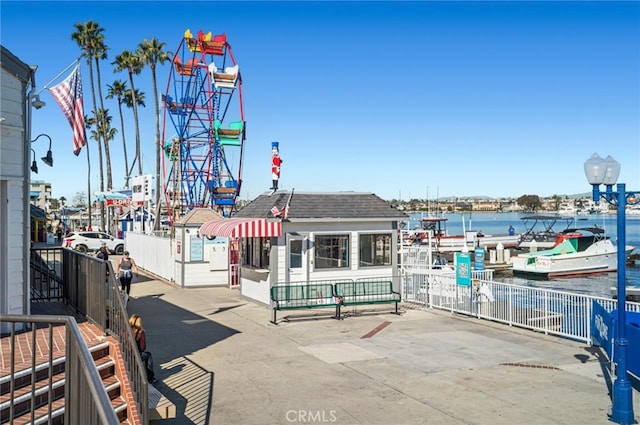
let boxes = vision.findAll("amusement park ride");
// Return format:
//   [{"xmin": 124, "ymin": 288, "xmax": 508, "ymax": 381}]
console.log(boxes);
[{"xmin": 161, "ymin": 29, "xmax": 245, "ymax": 223}]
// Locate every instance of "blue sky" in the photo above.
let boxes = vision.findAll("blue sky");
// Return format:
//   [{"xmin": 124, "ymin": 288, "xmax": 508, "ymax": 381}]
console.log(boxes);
[{"xmin": 2, "ymin": 1, "xmax": 639, "ymax": 202}]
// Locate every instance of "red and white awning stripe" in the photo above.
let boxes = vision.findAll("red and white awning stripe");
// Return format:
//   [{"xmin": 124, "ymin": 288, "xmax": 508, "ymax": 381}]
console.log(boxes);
[{"xmin": 199, "ymin": 218, "xmax": 282, "ymax": 238}]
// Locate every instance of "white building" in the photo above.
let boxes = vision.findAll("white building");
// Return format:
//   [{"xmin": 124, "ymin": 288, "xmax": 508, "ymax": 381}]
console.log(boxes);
[
  {"xmin": 0, "ymin": 46, "xmax": 41, "ymax": 323},
  {"xmin": 199, "ymin": 191, "xmax": 409, "ymax": 305}
]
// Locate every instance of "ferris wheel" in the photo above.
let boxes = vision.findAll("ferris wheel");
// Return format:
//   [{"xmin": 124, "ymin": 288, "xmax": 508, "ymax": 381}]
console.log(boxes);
[{"xmin": 161, "ymin": 29, "xmax": 245, "ymax": 221}]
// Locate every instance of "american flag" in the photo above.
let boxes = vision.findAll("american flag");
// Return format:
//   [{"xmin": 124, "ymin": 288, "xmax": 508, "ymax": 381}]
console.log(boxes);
[
  {"xmin": 271, "ymin": 205, "xmax": 282, "ymax": 217},
  {"xmin": 48, "ymin": 63, "xmax": 87, "ymax": 156},
  {"xmin": 271, "ymin": 189, "xmax": 294, "ymax": 219}
]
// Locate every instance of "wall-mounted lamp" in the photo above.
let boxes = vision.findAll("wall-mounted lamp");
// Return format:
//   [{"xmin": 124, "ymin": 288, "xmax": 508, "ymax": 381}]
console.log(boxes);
[
  {"xmin": 31, "ymin": 94, "xmax": 46, "ymax": 110},
  {"xmin": 31, "ymin": 133, "xmax": 53, "ymax": 167},
  {"xmin": 30, "ymin": 148, "xmax": 38, "ymax": 173}
]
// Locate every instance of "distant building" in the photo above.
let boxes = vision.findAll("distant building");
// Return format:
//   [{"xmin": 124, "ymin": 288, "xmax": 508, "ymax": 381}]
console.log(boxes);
[{"xmin": 30, "ymin": 179, "xmax": 51, "ymax": 211}]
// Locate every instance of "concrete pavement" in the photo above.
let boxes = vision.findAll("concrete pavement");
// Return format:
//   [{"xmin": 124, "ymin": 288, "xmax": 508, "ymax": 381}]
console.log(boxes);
[{"xmin": 125, "ymin": 274, "xmax": 640, "ymax": 425}]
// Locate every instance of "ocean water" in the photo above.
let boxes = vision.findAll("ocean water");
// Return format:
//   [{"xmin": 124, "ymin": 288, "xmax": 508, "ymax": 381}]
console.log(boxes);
[{"xmin": 407, "ymin": 212, "xmax": 640, "ymax": 297}]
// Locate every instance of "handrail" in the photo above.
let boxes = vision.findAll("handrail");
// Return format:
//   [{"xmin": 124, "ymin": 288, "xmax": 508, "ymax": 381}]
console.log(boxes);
[
  {"xmin": 104, "ymin": 260, "xmax": 149, "ymax": 423},
  {"xmin": 0, "ymin": 314, "xmax": 119, "ymax": 424},
  {"xmin": 27, "ymin": 246, "xmax": 149, "ymax": 424}
]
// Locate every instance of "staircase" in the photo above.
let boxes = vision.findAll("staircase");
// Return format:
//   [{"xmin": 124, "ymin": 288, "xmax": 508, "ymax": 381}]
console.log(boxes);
[{"xmin": 0, "ymin": 321, "xmax": 136, "ymax": 424}]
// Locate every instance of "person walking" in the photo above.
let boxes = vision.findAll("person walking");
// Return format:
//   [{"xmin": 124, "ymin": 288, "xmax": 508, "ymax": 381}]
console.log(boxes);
[
  {"xmin": 116, "ymin": 251, "xmax": 138, "ymax": 296},
  {"xmin": 56, "ymin": 225, "xmax": 63, "ymax": 244},
  {"xmin": 129, "ymin": 314, "xmax": 157, "ymax": 384},
  {"xmin": 96, "ymin": 241, "xmax": 109, "ymax": 261}
]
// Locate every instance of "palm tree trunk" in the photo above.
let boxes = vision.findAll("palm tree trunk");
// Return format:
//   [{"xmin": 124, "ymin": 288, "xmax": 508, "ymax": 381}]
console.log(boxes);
[
  {"xmin": 85, "ymin": 139, "xmax": 92, "ymax": 229},
  {"xmin": 85, "ymin": 58, "xmax": 99, "ymax": 229},
  {"xmin": 117, "ymin": 101, "xmax": 130, "ymax": 188},
  {"xmin": 86, "ymin": 56, "xmax": 105, "ymax": 231},
  {"xmin": 95, "ymin": 58, "xmax": 112, "ymax": 233},
  {"xmin": 128, "ymin": 71, "xmax": 142, "ymax": 176},
  {"xmin": 151, "ymin": 66, "xmax": 162, "ymax": 230}
]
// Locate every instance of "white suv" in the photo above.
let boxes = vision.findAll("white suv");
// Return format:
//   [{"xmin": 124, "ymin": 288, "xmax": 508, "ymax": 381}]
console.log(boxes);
[{"xmin": 62, "ymin": 232, "xmax": 125, "ymax": 254}]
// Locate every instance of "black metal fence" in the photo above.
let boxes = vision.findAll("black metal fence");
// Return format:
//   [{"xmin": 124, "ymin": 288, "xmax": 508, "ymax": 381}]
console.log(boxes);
[{"xmin": 11, "ymin": 246, "xmax": 150, "ymax": 424}]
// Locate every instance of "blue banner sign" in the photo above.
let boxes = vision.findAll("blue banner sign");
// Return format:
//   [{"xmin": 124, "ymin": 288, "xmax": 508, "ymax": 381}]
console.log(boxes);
[
  {"xmin": 474, "ymin": 247, "xmax": 485, "ymax": 271},
  {"xmin": 626, "ymin": 311, "xmax": 640, "ymax": 378},
  {"xmin": 456, "ymin": 252, "xmax": 471, "ymax": 287},
  {"xmin": 591, "ymin": 300, "xmax": 612, "ymax": 358},
  {"xmin": 591, "ymin": 302, "xmax": 640, "ymax": 378}
]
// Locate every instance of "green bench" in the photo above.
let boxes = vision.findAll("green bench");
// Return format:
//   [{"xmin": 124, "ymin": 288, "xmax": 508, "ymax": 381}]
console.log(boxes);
[
  {"xmin": 270, "ymin": 283, "xmax": 341, "ymax": 325},
  {"xmin": 335, "ymin": 280, "xmax": 401, "ymax": 316}
]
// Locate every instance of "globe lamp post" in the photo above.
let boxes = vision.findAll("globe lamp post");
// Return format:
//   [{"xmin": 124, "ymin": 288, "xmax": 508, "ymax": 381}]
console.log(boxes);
[{"xmin": 584, "ymin": 153, "xmax": 637, "ymax": 424}]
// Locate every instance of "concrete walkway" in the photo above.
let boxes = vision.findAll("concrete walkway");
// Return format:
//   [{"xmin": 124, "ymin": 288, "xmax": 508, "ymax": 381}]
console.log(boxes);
[{"xmin": 126, "ymin": 275, "xmax": 639, "ymax": 425}]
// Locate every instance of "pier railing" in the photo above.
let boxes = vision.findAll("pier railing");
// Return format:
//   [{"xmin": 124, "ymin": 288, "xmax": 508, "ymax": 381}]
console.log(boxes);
[{"xmin": 401, "ymin": 269, "xmax": 640, "ymax": 344}]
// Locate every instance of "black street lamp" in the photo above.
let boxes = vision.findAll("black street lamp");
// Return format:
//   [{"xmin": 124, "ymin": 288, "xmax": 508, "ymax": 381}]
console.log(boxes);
[
  {"xmin": 31, "ymin": 133, "xmax": 53, "ymax": 167},
  {"xmin": 30, "ymin": 148, "xmax": 38, "ymax": 173},
  {"xmin": 584, "ymin": 153, "xmax": 637, "ymax": 424}
]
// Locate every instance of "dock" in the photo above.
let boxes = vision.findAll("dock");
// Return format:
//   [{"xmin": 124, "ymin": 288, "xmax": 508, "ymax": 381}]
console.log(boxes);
[{"xmin": 611, "ymin": 285, "xmax": 640, "ymax": 302}]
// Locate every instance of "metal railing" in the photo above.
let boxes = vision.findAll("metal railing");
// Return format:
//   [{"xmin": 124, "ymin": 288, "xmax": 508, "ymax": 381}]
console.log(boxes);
[
  {"xmin": 10, "ymin": 246, "xmax": 150, "ymax": 424},
  {"xmin": 401, "ymin": 268, "xmax": 640, "ymax": 344},
  {"xmin": 104, "ymin": 259, "xmax": 149, "ymax": 424},
  {"xmin": 0, "ymin": 315, "xmax": 119, "ymax": 424}
]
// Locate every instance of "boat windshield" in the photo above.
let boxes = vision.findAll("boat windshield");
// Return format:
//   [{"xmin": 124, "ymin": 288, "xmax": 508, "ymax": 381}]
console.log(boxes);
[{"xmin": 521, "ymin": 214, "xmax": 574, "ymax": 234}]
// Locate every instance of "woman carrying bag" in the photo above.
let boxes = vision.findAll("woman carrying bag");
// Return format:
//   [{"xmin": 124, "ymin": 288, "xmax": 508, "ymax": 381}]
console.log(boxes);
[{"xmin": 129, "ymin": 314, "xmax": 158, "ymax": 384}]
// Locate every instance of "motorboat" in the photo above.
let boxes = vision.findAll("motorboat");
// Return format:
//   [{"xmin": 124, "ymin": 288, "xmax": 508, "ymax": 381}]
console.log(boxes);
[
  {"xmin": 417, "ymin": 216, "xmax": 520, "ymax": 253},
  {"xmin": 511, "ymin": 226, "xmax": 635, "ymax": 278},
  {"xmin": 518, "ymin": 214, "xmax": 575, "ymax": 250}
]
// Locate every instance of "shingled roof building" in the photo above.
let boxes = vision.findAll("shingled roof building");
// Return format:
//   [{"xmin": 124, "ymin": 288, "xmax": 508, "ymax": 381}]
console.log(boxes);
[{"xmin": 199, "ymin": 191, "xmax": 408, "ymax": 305}]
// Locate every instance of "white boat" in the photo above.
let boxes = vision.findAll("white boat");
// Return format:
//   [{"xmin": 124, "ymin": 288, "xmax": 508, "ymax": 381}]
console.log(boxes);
[
  {"xmin": 512, "ymin": 226, "xmax": 635, "ymax": 278},
  {"xmin": 518, "ymin": 214, "xmax": 575, "ymax": 250},
  {"xmin": 418, "ymin": 216, "xmax": 520, "ymax": 253}
]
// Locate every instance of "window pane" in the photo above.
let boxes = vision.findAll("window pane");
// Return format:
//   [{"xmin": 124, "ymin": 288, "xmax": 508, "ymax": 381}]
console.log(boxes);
[
  {"xmin": 241, "ymin": 237, "xmax": 271, "ymax": 269},
  {"xmin": 315, "ymin": 235, "xmax": 349, "ymax": 269},
  {"xmin": 359, "ymin": 234, "xmax": 391, "ymax": 267},
  {"xmin": 290, "ymin": 239, "xmax": 302, "ymax": 268}
]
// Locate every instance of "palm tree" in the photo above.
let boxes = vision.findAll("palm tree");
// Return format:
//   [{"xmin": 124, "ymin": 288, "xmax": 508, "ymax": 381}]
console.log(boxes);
[
  {"xmin": 91, "ymin": 35, "xmax": 112, "ymax": 192},
  {"xmin": 81, "ymin": 114, "xmax": 93, "ymax": 229},
  {"xmin": 93, "ymin": 108, "xmax": 118, "ymax": 235},
  {"xmin": 106, "ymin": 80, "xmax": 131, "ymax": 188},
  {"xmin": 138, "ymin": 38, "xmax": 170, "ymax": 230},
  {"xmin": 94, "ymin": 108, "xmax": 116, "ymax": 190},
  {"xmin": 113, "ymin": 50, "xmax": 144, "ymax": 176},
  {"xmin": 72, "ymin": 21, "xmax": 106, "ymax": 229},
  {"xmin": 123, "ymin": 88, "xmax": 146, "ymax": 179}
]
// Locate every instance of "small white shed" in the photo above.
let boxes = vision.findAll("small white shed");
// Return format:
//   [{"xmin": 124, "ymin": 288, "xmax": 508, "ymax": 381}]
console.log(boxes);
[{"xmin": 199, "ymin": 191, "xmax": 408, "ymax": 305}]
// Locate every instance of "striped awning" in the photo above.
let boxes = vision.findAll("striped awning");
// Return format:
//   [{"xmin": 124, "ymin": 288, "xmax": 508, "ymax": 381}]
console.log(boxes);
[{"xmin": 199, "ymin": 218, "xmax": 282, "ymax": 238}]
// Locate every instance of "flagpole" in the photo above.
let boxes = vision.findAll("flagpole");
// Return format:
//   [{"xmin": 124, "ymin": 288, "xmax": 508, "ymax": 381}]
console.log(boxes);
[
  {"xmin": 35, "ymin": 57, "xmax": 81, "ymax": 94},
  {"xmin": 283, "ymin": 188, "xmax": 294, "ymax": 219}
]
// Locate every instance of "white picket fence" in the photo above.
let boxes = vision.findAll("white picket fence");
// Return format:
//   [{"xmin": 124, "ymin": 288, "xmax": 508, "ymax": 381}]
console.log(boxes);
[{"xmin": 400, "ymin": 268, "xmax": 640, "ymax": 344}]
